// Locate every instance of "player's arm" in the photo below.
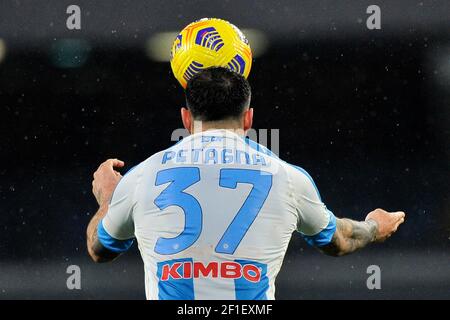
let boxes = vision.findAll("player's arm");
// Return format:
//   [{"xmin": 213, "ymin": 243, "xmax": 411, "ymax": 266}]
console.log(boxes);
[
  {"xmin": 87, "ymin": 204, "xmax": 120, "ymax": 262},
  {"xmin": 86, "ymin": 158, "xmax": 135, "ymax": 263},
  {"xmin": 318, "ymin": 209, "xmax": 405, "ymax": 257},
  {"xmin": 290, "ymin": 166, "xmax": 405, "ymax": 256}
]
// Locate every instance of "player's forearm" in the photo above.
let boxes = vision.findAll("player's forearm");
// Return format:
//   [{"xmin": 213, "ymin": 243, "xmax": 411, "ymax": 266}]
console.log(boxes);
[
  {"xmin": 319, "ymin": 218, "xmax": 378, "ymax": 257},
  {"xmin": 86, "ymin": 204, "xmax": 109, "ymax": 262}
]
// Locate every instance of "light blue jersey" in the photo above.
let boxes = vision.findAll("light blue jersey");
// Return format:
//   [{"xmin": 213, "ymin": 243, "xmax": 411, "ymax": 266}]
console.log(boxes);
[{"xmin": 98, "ymin": 129, "xmax": 336, "ymax": 300}]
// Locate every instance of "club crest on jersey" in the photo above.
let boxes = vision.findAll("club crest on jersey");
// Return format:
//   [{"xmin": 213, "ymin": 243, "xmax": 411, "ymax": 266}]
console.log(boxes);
[{"xmin": 159, "ymin": 260, "xmax": 262, "ymax": 283}]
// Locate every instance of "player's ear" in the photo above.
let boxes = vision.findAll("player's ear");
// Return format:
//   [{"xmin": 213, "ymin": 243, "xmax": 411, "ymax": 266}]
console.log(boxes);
[
  {"xmin": 181, "ymin": 107, "xmax": 193, "ymax": 134},
  {"xmin": 243, "ymin": 107, "xmax": 253, "ymax": 132}
]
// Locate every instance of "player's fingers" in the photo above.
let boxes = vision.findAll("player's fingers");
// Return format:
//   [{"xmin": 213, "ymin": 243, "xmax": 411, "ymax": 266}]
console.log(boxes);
[
  {"xmin": 99, "ymin": 159, "xmax": 124, "ymax": 174},
  {"xmin": 391, "ymin": 218, "xmax": 405, "ymax": 233},
  {"xmin": 110, "ymin": 158, "xmax": 125, "ymax": 166},
  {"xmin": 392, "ymin": 211, "xmax": 405, "ymax": 219},
  {"xmin": 394, "ymin": 218, "xmax": 404, "ymax": 228},
  {"xmin": 102, "ymin": 158, "xmax": 125, "ymax": 169},
  {"xmin": 389, "ymin": 211, "xmax": 405, "ymax": 223}
]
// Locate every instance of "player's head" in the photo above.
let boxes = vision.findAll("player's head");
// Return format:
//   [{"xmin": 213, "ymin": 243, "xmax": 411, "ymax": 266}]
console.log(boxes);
[{"xmin": 181, "ymin": 67, "xmax": 253, "ymax": 133}]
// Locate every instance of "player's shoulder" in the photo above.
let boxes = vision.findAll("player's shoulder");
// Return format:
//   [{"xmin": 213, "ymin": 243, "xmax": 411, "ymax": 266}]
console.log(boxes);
[
  {"xmin": 116, "ymin": 152, "xmax": 165, "ymax": 190},
  {"xmin": 145, "ymin": 142, "xmax": 182, "ymax": 165},
  {"xmin": 282, "ymin": 162, "xmax": 322, "ymax": 201},
  {"xmin": 265, "ymin": 149, "xmax": 319, "ymax": 193},
  {"xmin": 240, "ymin": 137, "xmax": 315, "ymax": 180},
  {"xmin": 284, "ymin": 163, "xmax": 316, "ymax": 183},
  {"xmin": 240, "ymin": 136, "xmax": 286, "ymax": 168}
]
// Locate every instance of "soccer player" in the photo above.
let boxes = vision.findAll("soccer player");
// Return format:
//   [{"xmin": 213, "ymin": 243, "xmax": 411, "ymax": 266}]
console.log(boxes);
[{"xmin": 86, "ymin": 67, "xmax": 405, "ymax": 300}]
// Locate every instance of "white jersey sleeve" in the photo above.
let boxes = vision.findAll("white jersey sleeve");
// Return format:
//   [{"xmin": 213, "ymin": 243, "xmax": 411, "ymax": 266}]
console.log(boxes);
[
  {"xmin": 289, "ymin": 165, "xmax": 337, "ymax": 247},
  {"xmin": 97, "ymin": 165, "xmax": 142, "ymax": 253}
]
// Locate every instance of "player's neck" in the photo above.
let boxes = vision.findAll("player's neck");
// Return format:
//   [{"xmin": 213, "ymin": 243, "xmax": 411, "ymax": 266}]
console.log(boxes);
[{"xmin": 190, "ymin": 120, "xmax": 245, "ymax": 135}]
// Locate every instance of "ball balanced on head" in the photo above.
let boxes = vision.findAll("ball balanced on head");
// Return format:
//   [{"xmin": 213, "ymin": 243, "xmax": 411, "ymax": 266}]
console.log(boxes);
[{"xmin": 170, "ymin": 18, "xmax": 253, "ymax": 88}]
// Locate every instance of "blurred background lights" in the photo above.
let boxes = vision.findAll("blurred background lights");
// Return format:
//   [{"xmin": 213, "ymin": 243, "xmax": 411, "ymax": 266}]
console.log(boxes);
[
  {"xmin": 50, "ymin": 39, "xmax": 91, "ymax": 68},
  {"xmin": 145, "ymin": 29, "xmax": 268, "ymax": 62},
  {"xmin": 0, "ymin": 39, "xmax": 6, "ymax": 64}
]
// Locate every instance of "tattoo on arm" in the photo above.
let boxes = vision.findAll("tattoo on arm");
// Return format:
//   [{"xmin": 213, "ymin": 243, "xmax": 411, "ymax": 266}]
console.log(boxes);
[
  {"xmin": 86, "ymin": 204, "xmax": 120, "ymax": 263},
  {"xmin": 319, "ymin": 218, "xmax": 378, "ymax": 257}
]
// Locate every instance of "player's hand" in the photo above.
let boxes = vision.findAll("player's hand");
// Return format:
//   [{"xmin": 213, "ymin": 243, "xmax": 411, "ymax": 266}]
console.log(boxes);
[
  {"xmin": 92, "ymin": 158, "xmax": 125, "ymax": 207},
  {"xmin": 365, "ymin": 208, "xmax": 405, "ymax": 242}
]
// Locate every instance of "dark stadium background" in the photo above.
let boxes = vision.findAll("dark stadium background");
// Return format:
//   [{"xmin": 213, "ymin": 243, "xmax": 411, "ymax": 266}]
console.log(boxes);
[{"xmin": 0, "ymin": 0, "xmax": 449, "ymax": 299}]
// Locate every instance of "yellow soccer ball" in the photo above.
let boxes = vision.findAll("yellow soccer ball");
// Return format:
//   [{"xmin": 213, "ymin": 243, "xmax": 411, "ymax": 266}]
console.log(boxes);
[{"xmin": 170, "ymin": 18, "xmax": 252, "ymax": 88}]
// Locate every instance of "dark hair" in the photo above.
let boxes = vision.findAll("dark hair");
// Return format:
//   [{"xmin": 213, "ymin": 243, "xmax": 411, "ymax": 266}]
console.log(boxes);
[{"xmin": 185, "ymin": 67, "xmax": 251, "ymax": 121}]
